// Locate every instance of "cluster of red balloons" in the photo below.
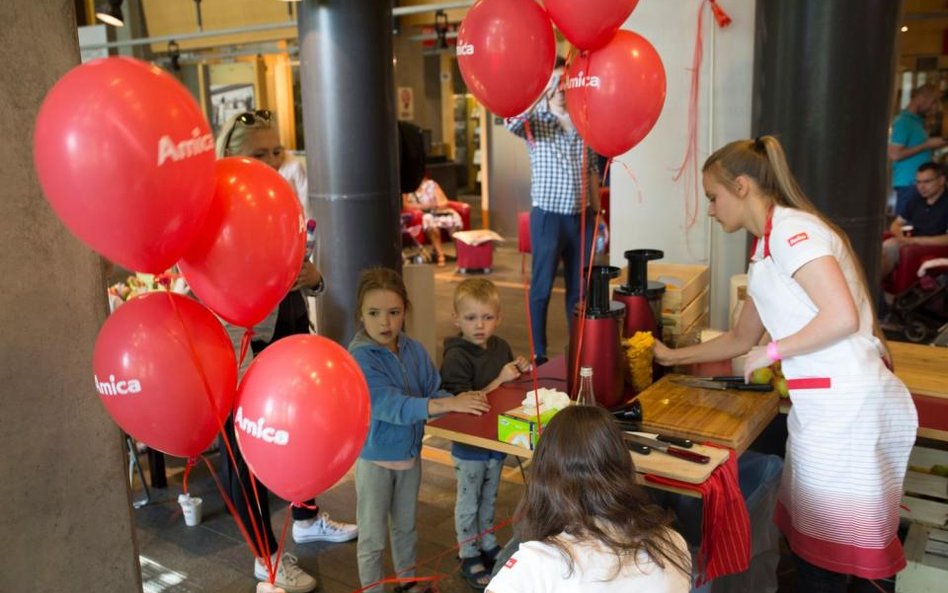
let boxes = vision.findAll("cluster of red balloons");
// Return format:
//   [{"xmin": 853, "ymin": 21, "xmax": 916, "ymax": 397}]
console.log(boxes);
[
  {"xmin": 457, "ymin": 0, "xmax": 666, "ymax": 157},
  {"xmin": 34, "ymin": 57, "xmax": 369, "ymax": 502}
]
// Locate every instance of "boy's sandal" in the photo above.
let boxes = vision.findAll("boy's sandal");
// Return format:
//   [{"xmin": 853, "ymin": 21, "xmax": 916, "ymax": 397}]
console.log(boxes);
[
  {"xmin": 481, "ymin": 546, "xmax": 503, "ymax": 573},
  {"xmin": 459, "ymin": 556, "xmax": 492, "ymax": 591},
  {"xmin": 393, "ymin": 581, "xmax": 433, "ymax": 593}
]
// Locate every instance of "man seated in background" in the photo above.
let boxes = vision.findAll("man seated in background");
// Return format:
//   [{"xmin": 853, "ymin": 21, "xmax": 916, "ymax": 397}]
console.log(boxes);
[{"xmin": 881, "ymin": 161, "xmax": 948, "ymax": 280}]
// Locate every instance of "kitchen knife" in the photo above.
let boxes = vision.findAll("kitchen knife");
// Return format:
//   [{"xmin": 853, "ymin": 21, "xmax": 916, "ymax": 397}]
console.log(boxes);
[
  {"xmin": 623, "ymin": 434, "xmax": 711, "ymax": 464},
  {"xmin": 672, "ymin": 377, "xmax": 772, "ymax": 392},
  {"xmin": 614, "ymin": 420, "xmax": 694, "ymax": 448},
  {"xmin": 624, "ymin": 439, "xmax": 651, "ymax": 455}
]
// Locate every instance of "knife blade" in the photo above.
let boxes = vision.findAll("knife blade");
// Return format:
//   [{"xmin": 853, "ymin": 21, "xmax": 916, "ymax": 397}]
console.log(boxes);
[
  {"xmin": 623, "ymin": 434, "xmax": 711, "ymax": 464},
  {"xmin": 614, "ymin": 420, "xmax": 694, "ymax": 448},
  {"xmin": 672, "ymin": 378, "xmax": 772, "ymax": 392}
]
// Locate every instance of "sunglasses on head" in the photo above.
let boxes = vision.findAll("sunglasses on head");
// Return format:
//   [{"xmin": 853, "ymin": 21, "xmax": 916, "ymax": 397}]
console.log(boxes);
[
  {"xmin": 223, "ymin": 110, "xmax": 273, "ymax": 154},
  {"xmin": 235, "ymin": 110, "xmax": 272, "ymax": 126}
]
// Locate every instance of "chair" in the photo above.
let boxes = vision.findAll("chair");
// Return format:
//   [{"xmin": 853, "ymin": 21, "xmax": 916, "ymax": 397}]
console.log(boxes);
[{"xmin": 401, "ymin": 200, "xmax": 472, "ymax": 246}]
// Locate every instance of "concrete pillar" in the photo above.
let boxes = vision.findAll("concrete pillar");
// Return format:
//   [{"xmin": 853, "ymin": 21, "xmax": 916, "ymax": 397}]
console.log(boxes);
[
  {"xmin": 297, "ymin": 0, "xmax": 401, "ymax": 344},
  {"xmin": 0, "ymin": 3, "xmax": 142, "ymax": 591},
  {"xmin": 754, "ymin": 0, "xmax": 902, "ymax": 293}
]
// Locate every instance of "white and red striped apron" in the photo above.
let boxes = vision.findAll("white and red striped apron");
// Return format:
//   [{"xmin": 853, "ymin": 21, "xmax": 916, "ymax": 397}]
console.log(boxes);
[{"xmin": 747, "ymin": 208, "xmax": 918, "ymax": 579}]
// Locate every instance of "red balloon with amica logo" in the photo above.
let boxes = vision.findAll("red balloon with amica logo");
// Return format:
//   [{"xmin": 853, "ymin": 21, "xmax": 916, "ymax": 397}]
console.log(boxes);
[
  {"xmin": 179, "ymin": 157, "xmax": 305, "ymax": 328},
  {"xmin": 93, "ymin": 292, "xmax": 237, "ymax": 458},
  {"xmin": 566, "ymin": 30, "xmax": 667, "ymax": 157},
  {"xmin": 234, "ymin": 335, "xmax": 371, "ymax": 503},
  {"xmin": 33, "ymin": 57, "xmax": 216, "ymax": 273},
  {"xmin": 457, "ymin": 0, "xmax": 556, "ymax": 117},
  {"xmin": 543, "ymin": 0, "xmax": 639, "ymax": 51}
]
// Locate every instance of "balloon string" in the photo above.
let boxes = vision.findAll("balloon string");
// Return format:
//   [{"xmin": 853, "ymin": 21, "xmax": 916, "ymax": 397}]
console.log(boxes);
[
  {"xmin": 523, "ymin": 279, "xmax": 542, "ymax": 434},
  {"xmin": 163, "ymin": 293, "xmax": 270, "ymax": 565},
  {"xmin": 352, "ymin": 514, "xmax": 517, "ymax": 593},
  {"xmin": 609, "ymin": 158, "xmax": 644, "ymax": 204},
  {"xmin": 570, "ymin": 209, "xmax": 603, "ymax": 399},
  {"xmin": 182, "ymin": 456, "xmax": 197, "ymax": 493},
  {"xmin": 196, "ymin": 454, "xmax": 269, "ymax": 569},
  {"xmin": 672, "ymin": 0, "xmax": 708, "ymax": 232}
]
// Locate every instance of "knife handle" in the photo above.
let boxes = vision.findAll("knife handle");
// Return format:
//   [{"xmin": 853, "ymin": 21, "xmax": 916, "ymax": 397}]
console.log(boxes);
[
  {"xmin": 625, "ymin": 440, "xmax": 651, "ymax": 455},
  {"xmin": 657, "ymin": 434, "xmax": 693, "ymax": 448},
  {"xmin": 727, "ymin": 382, "xmax": 773, "ymax": 392},
  {"xmin": 710, "ymin": 376, "xmax": 745, "ymax": 382},
  {"xmin": 665, "ymin": 446, "xmax": 710, "ymax": 464}
]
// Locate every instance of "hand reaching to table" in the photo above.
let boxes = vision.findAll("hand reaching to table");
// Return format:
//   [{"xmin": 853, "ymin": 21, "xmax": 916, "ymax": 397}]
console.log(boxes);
[{"xmin": 452, "ymin": 390, "xmax": 491, "ymax": 415}]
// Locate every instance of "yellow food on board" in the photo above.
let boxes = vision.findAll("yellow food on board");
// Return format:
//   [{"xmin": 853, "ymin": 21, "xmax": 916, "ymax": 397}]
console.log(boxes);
[
  {"xmin": 623, "ymin": 331, "xmax": 655, "ymax": 392},
  {"xmin": 775, "ymin": 377, "xmax": 789, "ymax": 398},
  {"xmin": 750, "ymin": 366, "xmax": 774, "ymax": 385}
]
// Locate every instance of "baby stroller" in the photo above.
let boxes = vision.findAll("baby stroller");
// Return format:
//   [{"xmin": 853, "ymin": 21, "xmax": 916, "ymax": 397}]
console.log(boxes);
[
  {"xmin": 400, "ymin": 212, "xmax": 432, "ymax": 265},
  {"xmin": 890, "ymin": 257, "xmax": 948, "ymax": 344}
]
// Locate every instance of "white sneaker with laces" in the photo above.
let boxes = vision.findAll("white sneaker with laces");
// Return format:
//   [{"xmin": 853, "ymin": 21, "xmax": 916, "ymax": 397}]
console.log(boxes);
[
  {"xmin": 253, "ymin": 552, "xmax": 317, "ymax": 593},
  {"xmin": 292, "ymin": 512, "xmax": 358, "ymax": 543}
]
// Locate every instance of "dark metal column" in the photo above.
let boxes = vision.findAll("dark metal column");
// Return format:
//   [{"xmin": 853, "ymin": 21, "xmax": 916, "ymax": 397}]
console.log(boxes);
[
  {"xmin": 753, "ymin": 0, "xmax": 902, "ymax": 294},
  {"xmin": 298, "ymin": 1, "xmax": 400, "ymax": 343}
]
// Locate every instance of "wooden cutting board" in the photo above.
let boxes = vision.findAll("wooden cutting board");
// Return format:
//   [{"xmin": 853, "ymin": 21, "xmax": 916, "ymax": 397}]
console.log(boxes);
[
  {"xmin": 626, "ymin": 436, "xmax": 729, "ymax": 484},
  {"xmin": 636, "ymin": 374, "xmax": 779, "ymax": 453}
]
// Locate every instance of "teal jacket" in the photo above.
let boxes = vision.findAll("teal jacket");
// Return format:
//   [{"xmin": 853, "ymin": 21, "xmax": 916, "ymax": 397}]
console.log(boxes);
[{"xmin": 348, "ymin": 330, "xmax": 451, "ymax": 461}]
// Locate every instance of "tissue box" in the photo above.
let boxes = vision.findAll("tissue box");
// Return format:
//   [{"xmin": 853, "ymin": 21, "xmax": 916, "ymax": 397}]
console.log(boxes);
[{"xmin": 497, "ymin": 405, "xmax": 560, "ymax": 450}]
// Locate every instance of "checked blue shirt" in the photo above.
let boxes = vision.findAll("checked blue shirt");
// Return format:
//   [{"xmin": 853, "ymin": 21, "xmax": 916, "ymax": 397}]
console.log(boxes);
[{"xmin": 505, "ymin": 106, "xmax": 598, "ymax": 215}]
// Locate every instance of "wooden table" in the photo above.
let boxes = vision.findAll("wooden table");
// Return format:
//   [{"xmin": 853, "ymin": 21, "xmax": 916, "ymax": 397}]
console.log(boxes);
[
  {"xmin": 426, "ymin": 358, "xmax": 778, "ymax": 494},
  {"xmin": 890, "ymin": 341, "xmax": 948, "ymax": 442}
]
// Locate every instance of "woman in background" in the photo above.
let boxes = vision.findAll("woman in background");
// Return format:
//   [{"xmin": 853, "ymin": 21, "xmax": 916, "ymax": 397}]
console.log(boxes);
[
  {"xmin": 402, "ymin": 175, "xmax": 463, "ymax": 266},
  {"xmin": 217, "ymin": 110, "xmax": 357, "ymax": 593}
]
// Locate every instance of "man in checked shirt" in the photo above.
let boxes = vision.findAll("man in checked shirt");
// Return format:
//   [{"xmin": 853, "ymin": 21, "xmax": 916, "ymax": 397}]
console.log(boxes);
[{"xmin": 505, "ymin": 56, "xmax": 600, "ymax": 366}]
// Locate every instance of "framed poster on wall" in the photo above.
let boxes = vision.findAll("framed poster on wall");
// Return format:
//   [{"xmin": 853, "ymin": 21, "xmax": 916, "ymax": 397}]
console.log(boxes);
[{"xmin": 210, "ymin": 83, "xmax": 256, "ymax": 135}]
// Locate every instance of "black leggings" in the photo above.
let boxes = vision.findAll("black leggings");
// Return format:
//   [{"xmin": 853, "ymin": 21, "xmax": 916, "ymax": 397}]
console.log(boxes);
[
  {"xmin": 225, "ymin": 290, "xmax": 316, "ymax": 557},
  {"xmin": 220, "ymin": 418, "xmax": 318, "ymax": 557},
  {"xmin": 794, "ymin": 555, "xmax": 894, "ymax": 593}
]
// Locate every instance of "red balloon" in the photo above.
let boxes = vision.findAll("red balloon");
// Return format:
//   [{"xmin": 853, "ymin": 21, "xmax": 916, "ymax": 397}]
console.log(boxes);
[
  {"xmin": 93, "ymin": 292, "xmax": 237, "ymax": 458},
  {"xmin": 235, "ymin": 335, "xmax": 370, "ymax": 503},
  {"xmin": 457, "ymin": 0, "xmax": 557, "ymax": 117},
  {"xmin": 544, "ymin": 0, "xmax": 639, "ymax": 51},
  {"xmin": 33, "ymin": 57, "xmax": 215, "ymax": 273},
  {"xmin": 566, "ymin": 30, "xmax": 666, "ymax": 157},
  {"xmin": 179, "ymin": 157, "xmax": 305, "ymax": 328}
]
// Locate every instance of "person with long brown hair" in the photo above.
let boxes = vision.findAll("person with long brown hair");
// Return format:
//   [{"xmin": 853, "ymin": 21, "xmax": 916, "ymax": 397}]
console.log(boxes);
[
  {"xmin": 654, "ymin": 136, "xmax": 918, "ymax": 591},
  {"xmin": 486, "ymin": 405, "xmax": 691, "ymax": 592}
]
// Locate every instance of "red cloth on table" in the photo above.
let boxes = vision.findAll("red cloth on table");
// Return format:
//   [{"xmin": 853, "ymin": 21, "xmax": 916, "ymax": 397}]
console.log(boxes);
[{"xmin": 645, "ymin": 446, "xmax": 750, "ymax": 586}]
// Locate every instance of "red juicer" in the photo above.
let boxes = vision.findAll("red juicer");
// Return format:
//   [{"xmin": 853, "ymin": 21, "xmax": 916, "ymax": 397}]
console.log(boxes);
[
  {"xmin": 613, "ymin": 249, "xmax": 666, "ymax": 339},
  {"xmin": 567, "ymin": 265, "xmax": 626, "ymax": 408}
]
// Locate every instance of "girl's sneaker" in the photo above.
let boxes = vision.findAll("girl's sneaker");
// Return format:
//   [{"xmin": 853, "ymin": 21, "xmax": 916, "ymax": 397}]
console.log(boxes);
[
  {"xmin": 292, "ymin": 512, "xmax": 358, "ymax": 543},
  {"xmin": 253, "ymin": 552, "xmax": 317, "ymax": 593}
]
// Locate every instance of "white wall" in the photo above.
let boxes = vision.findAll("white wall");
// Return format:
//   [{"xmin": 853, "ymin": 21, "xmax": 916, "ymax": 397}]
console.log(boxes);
[{"xmin": 610, "ymin": 0, "xmax": 755, "ymax": 328}]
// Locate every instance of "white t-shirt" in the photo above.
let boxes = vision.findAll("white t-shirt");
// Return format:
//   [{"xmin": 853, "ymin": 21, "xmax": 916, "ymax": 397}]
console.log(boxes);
[
  {"xmin": 279, "ymin": 156, "xmax": 309, "ymax": 218},
  {"xmin": 487, "ymin": 531, "xmax": 690, "ymax": 593}
]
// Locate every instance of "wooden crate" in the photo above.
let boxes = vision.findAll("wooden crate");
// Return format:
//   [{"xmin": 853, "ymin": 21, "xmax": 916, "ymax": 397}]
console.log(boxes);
[
  {"xmin": 663, "ymin": 287, "xmax": 710, "ymax": 337},
  {"xmin": 613, "ymin": 263, "xmax": 710, "ymax": 339},
  {"xmin": 897, "ymin": 524, "xmax": 948, "ymax": 592},
  {"xmin": 901, "ymin": 446, "xmax": 948, "ymax": 528},
  {"xmin": 897, "ymin": 446, "xmax": 948, "ymax": 592}
]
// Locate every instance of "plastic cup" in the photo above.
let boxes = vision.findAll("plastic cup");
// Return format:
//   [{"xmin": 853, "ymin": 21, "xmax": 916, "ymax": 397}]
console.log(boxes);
[
  {"xmin": 178, "ymin": 494, "xmax": 203, "ymax": 527},
  {"xmin": 902, "ymin": 225, "xmax": 914, "ymax": 237}
]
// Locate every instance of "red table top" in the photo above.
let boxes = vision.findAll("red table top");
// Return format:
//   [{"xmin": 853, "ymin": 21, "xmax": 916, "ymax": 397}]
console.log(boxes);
[{"xmin": 427, "ymin": 357, "xmax": 569, "ymax": 442}]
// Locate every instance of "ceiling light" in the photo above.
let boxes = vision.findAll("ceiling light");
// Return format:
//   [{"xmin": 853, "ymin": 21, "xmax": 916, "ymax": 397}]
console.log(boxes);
[
  {"xmin": 901, "ymin": 25, "xmax": 909, "ymax": 33},
  {"xmin": 96, "ymin": 0, "xmax": 125, "ymax": 27}
]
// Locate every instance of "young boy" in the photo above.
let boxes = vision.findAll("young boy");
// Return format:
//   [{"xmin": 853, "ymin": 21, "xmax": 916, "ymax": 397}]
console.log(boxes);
[{"xmin": 440, "ymin": 279, "xmax": 529, "ymax": 591}]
